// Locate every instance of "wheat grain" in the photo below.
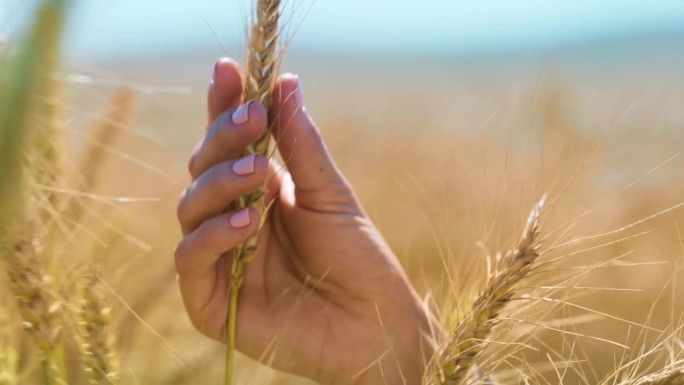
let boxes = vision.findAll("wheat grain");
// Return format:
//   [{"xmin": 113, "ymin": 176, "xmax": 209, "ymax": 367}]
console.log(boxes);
[
  {"xmin": 229, "ymin": 0, "xmax": 282, "ymax": 254},
  {"xmin": 427, "ymin": 196, "xmax": 546, "ymax": 385}
]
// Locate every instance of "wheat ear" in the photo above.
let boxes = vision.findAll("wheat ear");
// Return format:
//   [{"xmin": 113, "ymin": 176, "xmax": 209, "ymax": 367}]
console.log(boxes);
[
  {"xmin": 428, "ymin": 196, "xmax": 546, "ymax": 385},
  {"xmin": 225, "ymin": 0, "xmax": 281, "ymax": 384},
  {"xmin": 77, "ymin": 272, "xmax": 119, "ymax": 385},
  {"xmin": 2, "ymin": 220, "xmax": 63, "ymax": 385},
  {"xmin": 623, "ymin": 363, "xmax": 684, "ymax": 385}
]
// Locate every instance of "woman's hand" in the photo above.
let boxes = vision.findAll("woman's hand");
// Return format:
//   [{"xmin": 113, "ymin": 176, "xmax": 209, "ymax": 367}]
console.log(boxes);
[{"xmin": 175, "ymin": 58, "xmax": 442, "ymax": 384}]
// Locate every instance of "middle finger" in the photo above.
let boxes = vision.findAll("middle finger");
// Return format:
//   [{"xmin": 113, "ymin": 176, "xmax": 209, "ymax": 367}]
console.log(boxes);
[
  {"xmin": 189, "ymin": 101, "xmax": 268, "ymax": 181},
  {"xmin": 178, "ymin": 153, "xmax": 269, "ymax": 235}
]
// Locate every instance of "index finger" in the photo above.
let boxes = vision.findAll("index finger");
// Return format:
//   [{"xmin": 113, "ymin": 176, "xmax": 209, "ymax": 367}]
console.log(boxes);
[{"xmin": 207, "ymin": 57, "xmax": 244, "ymax": 127}]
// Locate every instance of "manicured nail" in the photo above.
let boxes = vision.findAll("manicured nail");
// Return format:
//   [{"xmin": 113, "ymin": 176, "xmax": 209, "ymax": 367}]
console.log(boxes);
[
  {"xmin": 232, "ymin": 101, "xmax": 252, "ymax": 125},
  {"xmin": 230, "ymin": 208, "xmax": 252, "ymax": 228},
  {"xmin": 232, "ymin": 153, "xmax": 257, "ymax": 176}
]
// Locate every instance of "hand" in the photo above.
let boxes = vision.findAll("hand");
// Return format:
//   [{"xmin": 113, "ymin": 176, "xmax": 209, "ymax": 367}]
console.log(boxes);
[{"xmin": 175, "ymin": 58, "xmax": 442, "ymax": 384}]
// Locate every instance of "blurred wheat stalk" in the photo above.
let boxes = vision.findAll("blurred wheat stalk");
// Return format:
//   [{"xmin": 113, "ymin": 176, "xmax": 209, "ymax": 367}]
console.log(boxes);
[
  {"xmin": 0, "ymin": 1, "xmax": 127, "ymax": 384},
  {"xmin": 0, "ymin": 1, "xmax": 68, "ymax": 382}
]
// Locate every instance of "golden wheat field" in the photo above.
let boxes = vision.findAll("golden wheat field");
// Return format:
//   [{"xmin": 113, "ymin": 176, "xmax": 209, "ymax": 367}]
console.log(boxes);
[{"xmin": 2, "ymin": 1, "xmax": 684, "ymax": 384}]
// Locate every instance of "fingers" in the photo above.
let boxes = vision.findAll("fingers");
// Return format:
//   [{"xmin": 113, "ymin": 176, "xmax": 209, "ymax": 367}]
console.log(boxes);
[
  {"xmin": 178, "ymin": 154, "xmax": 270, "ymax": 235},
  {"xmin": 270, "ymin": 74, "xmax": 346, "ymax": 193},
  {"xmin": 175, "ymin": 207, "xmax": 260, "ymax": 280},
  {"xmin": 207, "ymin": 58, "xmax": 243, "ymax": 126},
  {"xmin": 189, "ymin": 101, "xmax": 268, "ymax": 180}
]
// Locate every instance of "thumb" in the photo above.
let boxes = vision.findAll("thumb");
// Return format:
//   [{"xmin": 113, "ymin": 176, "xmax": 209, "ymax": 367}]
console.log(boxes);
[{"xmin": 270, "ymin": 74, "xmax": 345, "ymax": 193}]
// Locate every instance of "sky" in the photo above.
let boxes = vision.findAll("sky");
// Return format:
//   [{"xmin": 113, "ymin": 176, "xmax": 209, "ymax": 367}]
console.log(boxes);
[{"xmin": 2, "ymin": 0, "xmax": 684, "ymax": 61}]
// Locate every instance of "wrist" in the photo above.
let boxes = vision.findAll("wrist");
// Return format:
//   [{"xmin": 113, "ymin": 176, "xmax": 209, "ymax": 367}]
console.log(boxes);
[{"xmin": 355, "ymin": 293, "xmax": 445, "ymax": 385}]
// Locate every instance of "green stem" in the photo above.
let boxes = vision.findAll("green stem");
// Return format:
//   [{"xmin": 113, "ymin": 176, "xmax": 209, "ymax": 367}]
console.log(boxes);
[
  {"xmin": 225, "ymin": 247, "xmax": 246, "ymax": 385},
  {"xmin": 41, "ymin": 358, "xmax": 51, "ymax": 385},
  {"xmin": 41, "ymin": 346, "xmax": 64, "ymax": 385}
]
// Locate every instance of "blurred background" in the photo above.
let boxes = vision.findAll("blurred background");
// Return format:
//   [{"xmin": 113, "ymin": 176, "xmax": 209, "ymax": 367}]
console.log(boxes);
[{"xmin": 2, "ymin": 1, "xmax": 684, "ymax": 384}]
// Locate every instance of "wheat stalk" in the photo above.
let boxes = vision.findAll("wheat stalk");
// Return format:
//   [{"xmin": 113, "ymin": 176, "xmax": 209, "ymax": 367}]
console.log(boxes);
[
  {"xmin": 69, "ymin": 92, "xmax": 132, "ymax": 384},
  {"xmin": 225, "ymin": 0, "xmax": 282, "ymax": 383},
  {"xmin": 0, "ymin": 311, "xmax": 17, "ymax": 385},
  {"xmin": 0, "ymin": 0, "xmax": 64, "ymax": 232},
  {"xmin": 427, "ymin": 196, "xmax": 546, "ymax": 385},
  {"xmin": 78, "ymin": 89, "xmax": 135, "ymax": 191},
  {"xmin": 65, "ymin": 88, "xmax": 136, "ymax": 225},
  {"xmin": 0, "ymin": 2, "xmax": 68, "ymax": 384},
  {"xmin": 77, "ymin": 272, "xmax": 119, "ymax": 385},
  {"xmin": 27, "ymin": 63, "xmax": 64, "ymax": 215}
]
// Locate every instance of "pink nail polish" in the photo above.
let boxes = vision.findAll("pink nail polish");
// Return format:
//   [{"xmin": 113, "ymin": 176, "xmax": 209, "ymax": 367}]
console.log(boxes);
[
  {"xmin": 230, "ymin": 208, "xmax": 252, "ymax": 228},
  {"xmin": 232, "ymin": 154, "xmax": 257, "ymax": 176},
  {"xmin": 232, "ymin": 101, "xmax": 252, "ymax": 125}
]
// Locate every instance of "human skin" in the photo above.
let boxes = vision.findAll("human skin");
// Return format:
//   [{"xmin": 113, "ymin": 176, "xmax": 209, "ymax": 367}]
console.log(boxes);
[{"xmin": 174, "ymin": 58, "xmax": 443, "ymax": 384}]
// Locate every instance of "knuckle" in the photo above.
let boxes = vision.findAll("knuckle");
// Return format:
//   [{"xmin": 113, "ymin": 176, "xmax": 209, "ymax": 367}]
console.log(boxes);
[
  {"xmin": 204, "ymin": 164, "xmax": 234, "ymax": 196},
  {"xmin": 213, "ymin": 120, "xmax": 233, "ymax": 141},
  {"xmin": 210, "ymin": 106, "xmax": 269, "ymax": 152},
  {"xmin": 187, "ymin": 154, "xmax": 197, "ymax": 177},
  {"xmin": 176, "ymin": 188, "xmax": 190, "ymax": 223},
  {"xmin": 174, "ymin": 239, "xmax": 190, "ymax": 274},
  {"xmin": 211, "ymin": 112, "xmax": 237, "ymax": 142},
  {"xmin": 194, "ymin": 220, "xmax": 222, "ymax": 253},
  {"xmin": 187, "ymin": 142, "xmax": 203, "ymax": 178}
]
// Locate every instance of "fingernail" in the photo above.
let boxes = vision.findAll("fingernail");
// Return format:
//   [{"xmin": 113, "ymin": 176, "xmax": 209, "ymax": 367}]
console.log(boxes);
[
  {"xmin": 232, "ymin": 153, "xmax": 257, "ymax": 176},
  {"xmin": 230, "ymin": 208, "xmax": 252, "ymax": 228},
  {"xmin": 232, "ymin": 101, "xmax": 252, "ymax": 125}
]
